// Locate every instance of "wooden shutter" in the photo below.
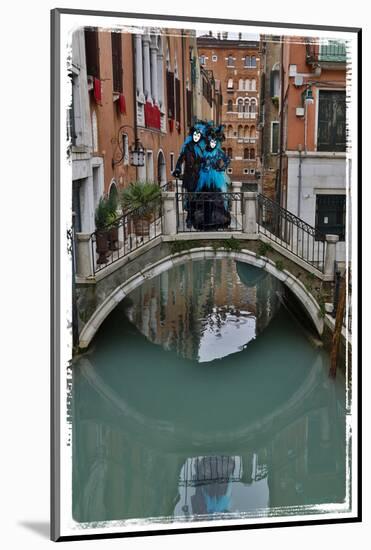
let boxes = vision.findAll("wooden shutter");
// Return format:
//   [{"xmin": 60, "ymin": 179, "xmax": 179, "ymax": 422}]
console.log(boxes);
[
  {"xmin": 186, "ymin": 89, "xmax": 192, "ymax": 129},
  {"xmin": 85, "ymin": 28, "xmax": 100, "ymax": 78},
  {"xmin": 111, "ymin": 32, "xmax": 122, "ymax": 93},
  {"xmin": 175, "ymin": 78, "xmax": 181, "ymax": 123},
  {"xmin": 166, "ymin": 71, "xmax": 175, "ymax": 118}
]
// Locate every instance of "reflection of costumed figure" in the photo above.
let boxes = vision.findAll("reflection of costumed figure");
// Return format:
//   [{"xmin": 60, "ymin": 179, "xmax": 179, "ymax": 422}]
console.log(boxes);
[
  {"xmin": 193, "ymin": 126, "xmax": 231, "ymax": 231},
  {"xmin": 173, "ymin": 122, "xmax": 210, "ymax": 228}
]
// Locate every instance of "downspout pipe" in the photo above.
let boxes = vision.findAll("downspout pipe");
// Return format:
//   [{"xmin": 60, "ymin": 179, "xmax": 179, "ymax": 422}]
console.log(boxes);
[{"xmin": 297, "ymin": 145, "xmax": 302, "ymax": 217}]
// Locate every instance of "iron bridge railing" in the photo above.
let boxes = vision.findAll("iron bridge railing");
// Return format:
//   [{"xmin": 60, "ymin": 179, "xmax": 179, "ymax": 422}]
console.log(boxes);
[
  {"xmin": 257, "ymin": 193, "xmax": 327, "ymax": 273},
  {"xmin": 176, "ymin": 191, "xmax": 243, "ymax": 233}
]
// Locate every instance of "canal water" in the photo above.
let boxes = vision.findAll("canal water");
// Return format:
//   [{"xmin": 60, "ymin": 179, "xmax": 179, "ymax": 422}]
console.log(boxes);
[{"xmin": 71, "ymin": 259, "xmax": 347, "ymax": 524}]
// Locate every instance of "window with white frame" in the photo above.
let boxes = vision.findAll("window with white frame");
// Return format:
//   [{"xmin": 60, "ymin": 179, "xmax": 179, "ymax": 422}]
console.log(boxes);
[
  {"xmin": 251, "ymin": 79, "xmax": 256, "ymax": 91},
  {"xmin": 227, "ymin": 167, "xmax": 233, "ymax": 174},
  {"xmin": 122, "ymin": 133, "xmax": 129, "ymax": 165},
  {"xmin": 237, "ymin": 98, "xmax": 244, "ymax": 113},
  {"xmin": 227, "ymin": 78, "xmax": 234, "ymax": 89},
  {"xmin": 239, "ymin": 78, "xmax": 244, "ymax": 90},
  {"xmin": 212, "ymin": 54, "xmax": 217, "ymax": 62},
  {"xmin": 243, "ymin": 168, "xmax": 249, "ymax": 174},
  {"xmin": 227, "ymin": 99, "xmax": 233, "ymax": 112},
  {"xmin": 200, "ymin": 54, "xmax": 206, "ymax": 66},
  {"xmin": 250, "ymin": 168, "xmax": 255, "ymax": 174},
  {"xmin": 251, "ymin": 56, "xmax": 257, "ymax": 68},
  {"xmin": 227, "ymin": 55, "xmax": 234, "ymax": 67},
  {"xmin": 245, "ymin": 79, "xmax": 251, "ymax": 91},
  {"xmin": 244, "ymin": 56, "xmax": 251, "ymax": 68}
]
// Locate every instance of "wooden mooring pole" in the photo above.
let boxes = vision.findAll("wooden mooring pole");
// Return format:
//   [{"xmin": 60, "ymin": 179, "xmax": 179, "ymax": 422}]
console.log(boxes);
[{"xmin": 329, "ymin": 273, "xmax": 346, "ymax": 378}]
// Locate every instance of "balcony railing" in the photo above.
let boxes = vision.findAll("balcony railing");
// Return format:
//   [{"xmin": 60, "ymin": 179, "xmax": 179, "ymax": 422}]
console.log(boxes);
[{"xmin": 306, "ymin": 41, "xmax": 346, "ymax": 64}]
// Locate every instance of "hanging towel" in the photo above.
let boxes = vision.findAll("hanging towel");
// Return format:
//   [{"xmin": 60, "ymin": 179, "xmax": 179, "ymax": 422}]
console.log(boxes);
[
  {"xmin": 93, "ymin": 77, "xmax": 102, "ymax": 105},
  {"xmin": 119, "ymin": 93, "xmax": 126, "ymax": 115}
]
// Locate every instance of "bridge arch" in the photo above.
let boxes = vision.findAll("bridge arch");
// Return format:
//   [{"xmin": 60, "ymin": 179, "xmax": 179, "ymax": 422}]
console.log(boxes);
[{"xmin": 78, "ymin": 247, "xmax": 324, "ymax": 349}]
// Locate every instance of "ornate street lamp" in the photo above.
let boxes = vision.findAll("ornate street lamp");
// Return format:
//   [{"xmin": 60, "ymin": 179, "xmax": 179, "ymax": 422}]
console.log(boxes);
[
  {"xmin": 130, "ymin": 138, "xmax": 145, "ymax": 167},
  {"xmin": 112, "ymin": 125, "xmax": 145, "ymax": 168}
]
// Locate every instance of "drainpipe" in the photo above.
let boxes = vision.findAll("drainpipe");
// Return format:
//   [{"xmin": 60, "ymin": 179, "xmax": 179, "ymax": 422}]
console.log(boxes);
[
  {"xmin": 297, "ymin": 144, "xmax": 302, "ymax": 217},
  {"xmin": 181, "ymin": 32, "xmax": 186, "ymax": 134},
  {"xmin": 278, "ymin": 37, "xmax": 284, "ymax": 206},
  {"xmin": 132, "ymin": 35, "xmax": 139, "ymax": 181}
]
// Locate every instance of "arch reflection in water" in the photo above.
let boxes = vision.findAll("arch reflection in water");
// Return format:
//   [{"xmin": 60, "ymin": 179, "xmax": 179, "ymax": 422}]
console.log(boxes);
[
  {"xmin": 71, "ymin": 259, "xmax": 346, "ymax": 524},
  {"xmin": 124, "ymin": 259, "xmax": 281, "ymax": 362}
]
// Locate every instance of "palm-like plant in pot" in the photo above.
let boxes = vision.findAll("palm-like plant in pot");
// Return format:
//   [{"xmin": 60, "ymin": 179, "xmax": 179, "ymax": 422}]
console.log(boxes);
[
  {"xmin": 121, "ymin": 182, "xmax": 161, "ymax": 237},
  {"xmin": 94, "ymin": 197, "xmax": 110, "ymax": 264},
  {"xmin": 107, "ymin": 191, "xmax": 120, "ymax": 251}
]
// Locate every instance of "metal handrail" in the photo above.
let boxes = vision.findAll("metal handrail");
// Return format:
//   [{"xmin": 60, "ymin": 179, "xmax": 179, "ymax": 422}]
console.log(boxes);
[{"xmin": 257, "ymin": 193, "xmax": 327, "ymax": 272}]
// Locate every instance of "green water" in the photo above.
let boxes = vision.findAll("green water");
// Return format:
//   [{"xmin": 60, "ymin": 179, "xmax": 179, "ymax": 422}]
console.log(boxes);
[{"xmin": 72, "ymin": 259, "xmax": 347, "ymax": 524}]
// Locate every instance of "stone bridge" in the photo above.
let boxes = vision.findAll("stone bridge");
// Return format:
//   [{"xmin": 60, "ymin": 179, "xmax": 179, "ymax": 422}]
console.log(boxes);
[{"xmin": 74, "ymin": 191, "xmax": 341, "ymax": 350}]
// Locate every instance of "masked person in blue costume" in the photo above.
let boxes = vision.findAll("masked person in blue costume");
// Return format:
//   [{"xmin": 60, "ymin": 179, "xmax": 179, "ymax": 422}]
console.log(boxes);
[
  {"xmin": 172, "ymin": 121, "xmax": 211, "ymax": 228},
  {"xmin": 193, "ymin": 125, "xmax": 232, "ymax": 231}
]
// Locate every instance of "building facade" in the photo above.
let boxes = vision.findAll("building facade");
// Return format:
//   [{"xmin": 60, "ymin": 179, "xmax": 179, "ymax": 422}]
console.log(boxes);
[
  {"xmin": 279, "ymin": 36, "xmax": 348, "ymax": 259},
  {"xmin": 70, "ymin": 26, "xmax": 211, "ymax": 235},
  {"xmin": 197, "ymin": 33, "xmax": 261, "ymax": 190},
  {"xmin": 259, "ymin": 35, "xmax": 282, "ymax": 201}
]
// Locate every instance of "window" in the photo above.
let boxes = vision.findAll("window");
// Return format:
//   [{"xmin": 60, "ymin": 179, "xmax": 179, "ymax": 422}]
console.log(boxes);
[
  {"xmin": 244, "ymin": 79, "xmax": 250, "ymax": 91},
  {"xmin": 85, "ymin": 28, "xmax": 100, "ymax": 78},
  {"xmin": 244, "ymin": 126, "xmax": 249, "ymax": 138},
  {"xmin": 122, "ymin": 133, "xmax": 129, "ymax": 164},
  {"xmin": 186, "ymin": 88, "xmax": 193, "ymax": 129},
  {"xmin": 271, "ymin": 121, "xmax": 280, "ymax": 153},
  {"xmin": 270, "ymin": 68, "xmax": 280, "ymax": 98},
  {"xmin": 227, "ymin": 125, "xmax": 233, "ymax": 137},
  {"xmin": 227, "ymin": 55, "xmax": 234, "ymax": 67},
  {"xmin": 239, "ymin": 78, "xmax": 244, "ymax": 90},
  {"xmin": 250, "ymin": 148, "xmax": 255, "ymax": 159},
  {"xmin": 200, "ymin": 55, "xmax": 206, "ymax": 66},
  {"xmin": 167, "ymin": 70, "xmax": 175, "ymax": 118},
  {"xmin": 238, "ymin": 125, "xmax": 243, "ymax": 138},
  {"xmin": 170, "ymin": 152, "xmax": 174, "ymax": 172},
  {"xmin": 250, "ymin": 99, "xmax": 257, "ymax": 116},
  {"xmin": 227, "ymin": 78, "xmax": 234, "ymax": 89},
  {"xmin": 251, "ymin": 56, "xmax": 257, "ymax": 67},
  {"xmin": 212, "ymin": 54, "xmax": 218, "ymax": 62},
  {"xmin": 317, "ymin": 90, "xmax": 346, "ymax": 152},
  {"xmin": 175, "ymin": 78, "xmax": 181, "ymax": 124},
  {"xmin": 243, "ymin": 168, "xmax": 249, "ymax": 174},
  {"xmin": 250, "ymin": 168, "xmax": 255, "ymax": 174},
  {"xmin": 227, "ymin": 147, "xmax": 233, "ymax": 158},
  {"xmin": 244, "ymin": 56, "xmax": 251, "ymax": 68},
  {"xmin": 250, "ymin": 125, "xmax": 256, "ymax": 138},
  {"xmin": 227, "ymin": 99, "xmax": 233, "ymax": 112},
  {"xmin": 244, "ymin": 148, "xmax": 249, "ymax": 159},
  {"xmin": 111, "ymin": 32, "xmax": 122, "ymax": 92},
  {"xmin": 315, "ymin": 194, "xmax": 345, "ymax": 240},
  {"xmin": 251, "ymin": 79, "xmax": 256, "ymax": 91},
  {"xmin": 237, "ymin": 98, "xmax": 244, "ymax": 113},
  {"xmin": 227, "ymin": 168, "xmax": 233, "ymax": 174}
]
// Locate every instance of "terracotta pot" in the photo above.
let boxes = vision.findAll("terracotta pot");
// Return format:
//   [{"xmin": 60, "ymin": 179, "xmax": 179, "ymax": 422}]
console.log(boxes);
[
  {"xmin": 108, "ymin": 225, "xmax": 119, "ymax": 251},
  {"xmin": 96, "ymin": 231, "xmax": 109, "ymax": 264}
]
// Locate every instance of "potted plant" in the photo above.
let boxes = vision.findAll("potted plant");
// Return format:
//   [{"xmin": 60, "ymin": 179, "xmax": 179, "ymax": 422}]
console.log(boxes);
[
  {"xmin": 121, "ymin": 182, "xmax": 161, "ymax": 237},
  {"xmin": 107, "ymin": 191, "xmax": 120, "ymax": 251},
  {"xmin": 94, "ymin": 197, "xmax": 110, "ymax": 264}
]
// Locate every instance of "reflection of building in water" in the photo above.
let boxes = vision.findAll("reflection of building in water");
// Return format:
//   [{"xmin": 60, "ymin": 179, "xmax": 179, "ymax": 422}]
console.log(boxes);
[{"xmin": 125, "ymin": 259, "xmax": 280, "ymax": 361}]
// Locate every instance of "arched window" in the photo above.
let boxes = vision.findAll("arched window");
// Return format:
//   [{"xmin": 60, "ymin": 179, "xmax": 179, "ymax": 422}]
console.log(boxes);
[
  {"xmin": 245, "ymin": 79, "xmax": 251, "ymax": 91},
  {"xmin": 239, "ymin": 78, "xmax": 244, "ymax": 90},
  {"xmin": 227, "ymin": 147, "xmax": 233, "ymax": 158},
  {"xmin": 250, "ymin": 148, "xmax": 255, "ymax": 159},
  {"xmin": 227, "ymin": 125, "xmax": 233, "ymax": 138},
  {"xmin": 227, "ymin": 99, "xmax": 233, "ymax": 112},
  {"xmin": 244, "ymin": 148, "xmax": 249, "ymax": 159},
  {"xmin": 237, "ymin": 98, "xmax": 244, "ymax": 113},
  {"xmin": 244, "ymin": 125, "xmax": 249, "ymax": 138},
  {"xmin": 227, "ymin": 55, "xmax": 234, "ymax": 67},
  {"xmin": 251, "ymin": 79, "xmax": 256, "ymax": 91},
  {"xmin": 250, "ymin": 125, "xmax": 256, "ymax": 138},
  {"xmin": 250, "ymin": 98, "xmax": 257, "ymax": 115},
  {"xmin": 251, "ymin": 56, "xmax": 257, "ymax": 67},
  {"xmin": 238, "ymin": 125, "xmax": 243, "ymax": 138},
  {"xmin": 244, "ymin": 98, "xmax": 250, "ymax": 113},
  {"xmin": 227, "ymin": 78, "xmax": 234, "ymax": 89}
]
